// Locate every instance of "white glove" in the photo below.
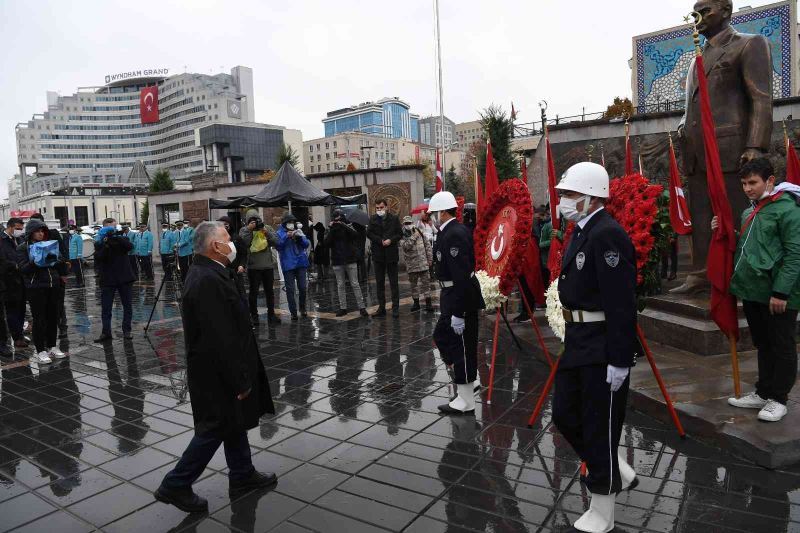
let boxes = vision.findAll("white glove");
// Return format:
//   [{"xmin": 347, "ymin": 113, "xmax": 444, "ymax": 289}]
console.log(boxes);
[
  {"xmin": 451, "ymin": 316, "xmax": 465, "ymax": 335},
  {"xmin": 294, "ymin": 229, "xmax": 304, "ymax": 237},
  {"xmin": 606, "ymin": 365, "xmax": 630, "ymax": 392}
]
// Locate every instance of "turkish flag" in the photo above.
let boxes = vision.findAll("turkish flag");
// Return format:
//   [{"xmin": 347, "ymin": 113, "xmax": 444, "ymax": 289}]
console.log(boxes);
[
  {"xmin": 696, "ymin": 54, "xmax": 738, "ymax": 341},
  {"xmin": 484, "ymin": 140, "xmax": 500, "ymax": 200},
  {"xmin": 786, "ymin": 137, "xmax": 800, "ymax": 185},
  {"xmin": 544, "ymin": 135, "xmax": 562, "ymax": 279},
  {"xmin": 435, "ymin": 149, "xmax": 443, "ymax": 192},
  {"xmin": 668, "ymin": 138, "xmax": 692, "ymax": 235},
  {"xmin": 140, "ymin": 86, "xmax": 159, "ymax": 124}
]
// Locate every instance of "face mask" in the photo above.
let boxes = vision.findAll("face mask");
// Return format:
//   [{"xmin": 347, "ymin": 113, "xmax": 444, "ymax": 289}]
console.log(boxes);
[
  {"xmin": 558, "ymin": 195, "xmax": 590, "ymax": 222},
  {"xmin": 69, "ymin": 230, "xmax": 75, "ymax": 235},
  {"xmin": 218, "ymin": 241, "xmax": 236, "ymax": 263},
  {"xmin": 12, "ymin": 229, "xmax": 23, "ymax": 238},
  {"xmin": 376, "ymin": 209, "xmax": 386, "ymax": 217},
  {"xmin": 296, "ymin": 222, "xmax": 303, "ymax": 229},
  {"xmin": 431, "ymin": 213, "xmax": 440, "ymax": 225},
  {"xmin": 403, "ymin": 225, "xmax": 412, "ymax": 233},
  {"xmin": 286, "ymin": 223, "xmax": 295, "ymax": 231}
]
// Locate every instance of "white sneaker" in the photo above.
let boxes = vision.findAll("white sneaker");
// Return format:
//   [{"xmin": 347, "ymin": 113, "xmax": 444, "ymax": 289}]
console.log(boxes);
[
  {"xmin": 758, "ymin": 400, "xmax": 788, "ymax": 422},
  {"xmin": 728, "ymin": 391, "xmax": 767, "ymax": 409},
  {"xmin": 48, "ymin": 346, "xmax": 66, "ymax": 359},
  {"xmin": 30, "ymin": 351, "xmax": 52, "ymax": 364}
]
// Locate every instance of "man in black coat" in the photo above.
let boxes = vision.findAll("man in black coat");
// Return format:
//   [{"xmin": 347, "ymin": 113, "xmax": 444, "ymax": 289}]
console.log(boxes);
[
  {"xmin": 0, "ymin": 218, "xmax": 26, "ymax": 353},
  {"xmin": 155, "ymin": 221, "xmax": 275, "ymax": 513},
  {"xmin": 551, "ymin": 162, "xmax": 638, "ymax": 533},
  {"xmin": 93, "ymin": 218, "xmax": 136, "ymax": 343},
  {"xmin": 366, "ymin": 198, "xmax": 403, "ymax": 317}
]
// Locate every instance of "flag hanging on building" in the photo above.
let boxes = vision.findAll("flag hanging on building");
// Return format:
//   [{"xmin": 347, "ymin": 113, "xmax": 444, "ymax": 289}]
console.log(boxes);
[
  {"xmin": 696, "ymin": 52, "xmax": 738, "ymax": 340},
  {"xmin": 140, "ymin": 86, "xmax": 159, "ymax": 124},
  {"xmin": 484, "ymin": 139, "xmax": 500, "ymax": 199},
  {"xmin": 785, "ymin": 130, "xmax": 800, "ymax": 185},
  {"xmin": 624, "ymin": 120, "xmax": 634, "ymax": 176},
  {"xmin": 435, "ymin": 149, "xmax": 443, "ymax": 192},
  {"xmin": 544, "ymin": 129, "xmax": 562, "ymax": 277},
  {"xmin": 668, "ymin": 134, "xmax": 692, "ymax": 235}
]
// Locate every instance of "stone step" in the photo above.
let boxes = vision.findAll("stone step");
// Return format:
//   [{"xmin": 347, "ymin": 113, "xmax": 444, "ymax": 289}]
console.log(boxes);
[{"xmin": 638, "ymin": 306, "xmax": 754, "ymax": 356}]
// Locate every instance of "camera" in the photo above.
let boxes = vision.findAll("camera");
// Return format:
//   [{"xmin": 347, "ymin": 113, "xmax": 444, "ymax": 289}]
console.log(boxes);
[{"xmin": 255, "ymin": 221, "xmax": 265, "ymax": 231}]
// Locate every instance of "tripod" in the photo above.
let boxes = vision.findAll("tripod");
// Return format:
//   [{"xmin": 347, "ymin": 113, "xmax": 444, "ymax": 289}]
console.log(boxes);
[{"xmin": 144, "ymin": 249, "xmax": 183, "ymax": 333}]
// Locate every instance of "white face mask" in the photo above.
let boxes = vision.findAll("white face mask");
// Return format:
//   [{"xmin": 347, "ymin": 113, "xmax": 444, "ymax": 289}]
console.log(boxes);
[
  {"xmin": 558, "ymin": 195, "xmax": 590, "ymax": 222},
  {"xmin": 12, "ymin": 229, "xmax": 23, "ymax": 238},
  {"xmin": 286, "ymin": 223, "xmax": 295, "ymax": 231},
  {"xmin": 376, "ymin": 209, "xmax": 386, "ymax": 217},
  {"xmin": 296, "ymin": 222, "xmax": 303, "ymax": 229},
  {"xmin": 218, "ymin": 241, "xmax": 236, "ymax": 263},
  {"xmin": 69, "ymin": 230, "xmax": 76, "ymax": 235}
]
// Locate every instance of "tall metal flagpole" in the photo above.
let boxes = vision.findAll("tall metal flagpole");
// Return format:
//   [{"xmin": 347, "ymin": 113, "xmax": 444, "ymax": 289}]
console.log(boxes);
[{"xmin": 434, "ymin": 0, "xmax": 445, "ymax": 188}]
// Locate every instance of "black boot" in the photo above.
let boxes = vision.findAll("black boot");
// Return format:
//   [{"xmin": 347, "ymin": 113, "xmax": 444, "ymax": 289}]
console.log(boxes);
[
  {"xmin": 425, "ymin": 297, "xmax": 434, "ymax": 312},
  {"xmin": 410, "ymin": 299, "xmax": 421, "ymax": 312},
  {"xmin": 336, "ymin": 309, "xmax": 348, "ymax": 317},
  {"xmin": 154, "ymin": 485, "xmax": 209, "ymax": 513},
  {"xmin": 373, "ymin": 306, "xmax": 387, "ymax": 317},
  {"xmin": 359, "ymin": 308, "xmax": 369, "ymax": 317}
]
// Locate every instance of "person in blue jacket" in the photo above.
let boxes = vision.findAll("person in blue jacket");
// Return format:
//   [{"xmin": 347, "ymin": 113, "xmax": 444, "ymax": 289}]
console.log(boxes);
[
  {"xmin": 67, "ymin": 224, "xmax": 84, "ymax": 287},
  {"xmin": 276, "ymin": 213, "xmax": 310, "ymax": 320},
  {"xmin": 159, "ymin": 222, "xmax": 177, "ymax": 281},
  {"xmin": 176, "ymin": 219, "xmax": 195, "ymax": 283},
  {"xmin": 136, "ymin": 223, "xmax": 154, "ymax": 281}
]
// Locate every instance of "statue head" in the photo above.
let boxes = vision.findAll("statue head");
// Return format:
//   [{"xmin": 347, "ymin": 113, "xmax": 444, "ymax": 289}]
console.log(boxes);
[{"xmin": 693, "ymin": 0, "xmax": 733, "ymax": 39}]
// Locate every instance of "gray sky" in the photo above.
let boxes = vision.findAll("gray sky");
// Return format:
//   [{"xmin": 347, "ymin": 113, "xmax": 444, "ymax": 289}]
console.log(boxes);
[{"xmin": 0, "ymin": 0, "xmax": 698, "ymax": 198}]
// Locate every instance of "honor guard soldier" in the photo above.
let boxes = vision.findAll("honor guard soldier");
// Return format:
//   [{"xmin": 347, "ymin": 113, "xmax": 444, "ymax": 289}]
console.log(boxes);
[
  {"xmin": 552, "ymin": 162, "xmax": 639, "ymax": 533},
  {"xmin": 428, "ymin": 191, "xmax": 485, "ymax": 415}
]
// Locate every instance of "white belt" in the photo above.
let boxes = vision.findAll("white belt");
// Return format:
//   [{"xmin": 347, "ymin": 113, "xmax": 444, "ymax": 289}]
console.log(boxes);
[{"xmin": 562, "ymin": 308, "xmax": 606, "ymax": 323}]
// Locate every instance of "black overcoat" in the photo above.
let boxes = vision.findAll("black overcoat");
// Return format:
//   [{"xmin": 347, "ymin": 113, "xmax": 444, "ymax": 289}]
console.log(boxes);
[
  {"xmin": 182, "ymin": 255, "xmax": 273, "ymax": 437},
  {"xmin": 367, "ymin": 213, "xmax": 402, "ymax": 263}
]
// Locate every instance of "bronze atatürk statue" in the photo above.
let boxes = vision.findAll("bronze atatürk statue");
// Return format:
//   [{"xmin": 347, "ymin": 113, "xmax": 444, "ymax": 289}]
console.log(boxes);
[{"xmin": 674, "ymin": 0, "xmax": 773, "ymax": 294}]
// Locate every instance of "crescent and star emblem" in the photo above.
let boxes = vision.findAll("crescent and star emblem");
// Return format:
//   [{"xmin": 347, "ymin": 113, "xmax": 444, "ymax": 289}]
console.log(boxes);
[
  {"xmin": 144, "ymin": 92, "xmax": 154, "ymax": 112},
  {"xmin": 490, "ymin": 223, "xmax": 505, "ymax": 261}
]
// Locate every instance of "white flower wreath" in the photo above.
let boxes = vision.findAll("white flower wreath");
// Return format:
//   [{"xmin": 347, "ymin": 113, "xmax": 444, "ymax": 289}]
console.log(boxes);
[
  {"xmin": 475, "ymin": 270, "xmax": 508, "ymax": 309},
  {"xmin": 545, "ymin": 278, "xmax": 565, "ymax": 342}
]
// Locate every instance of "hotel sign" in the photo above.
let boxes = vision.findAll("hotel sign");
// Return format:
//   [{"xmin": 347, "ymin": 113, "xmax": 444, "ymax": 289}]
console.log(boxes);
[{"xmin": 105, "ymin": 68, "xmax": 170, "ymax": 84}]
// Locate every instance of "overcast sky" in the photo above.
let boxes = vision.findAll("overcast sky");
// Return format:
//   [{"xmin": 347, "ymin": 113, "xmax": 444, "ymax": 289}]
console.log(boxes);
[{"xmin": 0, "ymin": 0, "xmax": 702, "ymax": 198}]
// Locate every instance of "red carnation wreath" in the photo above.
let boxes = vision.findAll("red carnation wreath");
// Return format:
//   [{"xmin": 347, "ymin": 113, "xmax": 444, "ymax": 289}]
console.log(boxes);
[{"xmin": 473, "ymin": 179, "xmax": 533, "ymax": 295}]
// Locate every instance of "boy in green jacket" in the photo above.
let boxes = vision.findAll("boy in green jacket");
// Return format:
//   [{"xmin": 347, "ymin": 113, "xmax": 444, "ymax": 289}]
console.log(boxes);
[{"xmin": 713, "ymin": 158, "xmax": 800, "ymax": 422}]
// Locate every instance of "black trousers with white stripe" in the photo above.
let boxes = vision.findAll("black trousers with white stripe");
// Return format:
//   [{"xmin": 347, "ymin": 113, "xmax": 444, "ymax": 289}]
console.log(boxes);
[
  {"xmin": 433, "ymin": 311, "xmax": 478, "ymax": 384},
  {"xmin": 552, "ymin": 363, "xmax": 629, "ymax": 494}
]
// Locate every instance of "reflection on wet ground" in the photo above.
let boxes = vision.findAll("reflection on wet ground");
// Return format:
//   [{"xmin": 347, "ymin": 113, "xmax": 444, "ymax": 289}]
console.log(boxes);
[{"xmin": 0, "ymin": 270, "xmax": 799, "ymax": 532}]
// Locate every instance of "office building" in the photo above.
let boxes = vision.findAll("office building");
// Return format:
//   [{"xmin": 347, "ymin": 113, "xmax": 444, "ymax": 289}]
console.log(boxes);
[
  {"xmin": 419, "ymin": 115, "xmax": 455, "ymax": 149},
  {"xmin": 323, "ymin": 97, "xmax": 420, "ymax": 141}
]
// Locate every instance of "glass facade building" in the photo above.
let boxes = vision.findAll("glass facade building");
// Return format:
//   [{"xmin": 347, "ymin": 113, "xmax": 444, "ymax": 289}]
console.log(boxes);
[{"xmin": 323, "ymin": 98, "xmax": 420, "ymax": 141}]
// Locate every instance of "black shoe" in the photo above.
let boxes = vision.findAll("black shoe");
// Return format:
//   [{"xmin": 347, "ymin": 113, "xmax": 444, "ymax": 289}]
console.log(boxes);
[
  {"xmin": 513, "ymin": 313, "xmax": 530, "ymax": 323},
  {"xmin": 229, "ymin": 471, "xmax": 277, "ymax": 495},
  {"xmin": 667, "ymin": 274, "xmax": 677, "ymax": 281},
  {"xmin": 437, "ymin": 403, "xmax": 475, "ymax": 415},
  {"xmin": 301, "ymin": 311, "xmax": 309, "ymax": 319},
  {"xmin": 122, "ymin": 331, "xmax": 133, "ymax": 340},
  {"xmin": 154, "ymin": 486, "xmax": 208, "ymax": 513},
  {"xmin": 94, "ymin": 334, "xmax": 113, "ymax": 343},
  {"xmin": 373, "ymin": 307, "xmax": 386, "ymax": 317},
  {"xmin": 267, "ymin": 314, "xmax": 281, "ymax": 324},
  {"xmin": 336, "ymin": 309, "xmax": 348, "ymax": 317},
  {"xmin": 291, "ymin": 314, "xmax": 298, "ymax": 321},
  {"xmin": 359, "ymin": 308, "xmax": 369, "ymax": 318},
  {"xmin": 410, "ymin": 299, "xmax": 421, "ymax": 312},
  {"xmin": 392, "ymin": 307, "xmax": 400, "ymax": 318},
  {"xmin": 425, "ymin": 298, "xmax": 434, "ymax": 312}
]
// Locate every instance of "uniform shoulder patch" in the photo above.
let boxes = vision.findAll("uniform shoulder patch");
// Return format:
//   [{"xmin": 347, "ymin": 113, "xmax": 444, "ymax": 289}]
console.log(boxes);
[
  {"xmin": 450, "ymin": 247, "xmax": 459, "ymax": 257},
  {"xmin": 576, "ymin": 252, "xmax": 585, "ymax": 270},
  {"xmin": 604, "ymin": 250, "xmax": 619, "ymax": 268}
]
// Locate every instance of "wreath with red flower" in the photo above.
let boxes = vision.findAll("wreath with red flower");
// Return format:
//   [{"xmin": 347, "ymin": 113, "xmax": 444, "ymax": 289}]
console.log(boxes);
[{"xmin": 473, "ymin": 179, "xmax": 534, "ymax": 296}]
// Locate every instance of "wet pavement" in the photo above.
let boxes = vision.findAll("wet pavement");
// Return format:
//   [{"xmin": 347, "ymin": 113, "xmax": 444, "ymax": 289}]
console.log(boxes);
[{"xmin": 1, "ymin": 269, "xmax": 799, "ymax": 532}]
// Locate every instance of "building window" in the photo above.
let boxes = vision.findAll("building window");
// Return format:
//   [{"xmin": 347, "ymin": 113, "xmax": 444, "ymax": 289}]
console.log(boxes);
[
  {"xmin": 326, "ymin": 164, "xmax": 330, "ymax": 171},
  {"xmin": 326, "ymin": 153, "xmax": 330, "ymax": 160},
  {"xmin": 333, "ymin": 141, "xmax": 337, "ymax": 148},
  {"xmin": 325, "ymin": 142, "xmax": 329, "ymax": 149},
  {"xmin": 317, "ymin": 155, "xmax": 321, "ymax": 161},
  {"xmin": 309, "ymin": 145, "xmax": 313, "ymax": 152}
]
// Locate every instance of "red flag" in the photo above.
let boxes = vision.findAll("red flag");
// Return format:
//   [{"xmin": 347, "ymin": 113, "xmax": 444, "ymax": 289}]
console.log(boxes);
[
  {"xmin": 696, "ymin": 54, "xmax": 738, "ymax": 340},
  {"xmin": 522, "ymin": 235, "xmax": 545, "ymax": 305},
  {"xmin": 435, "ymin": 149, "xmax": 443, "ymax": 192},
  {"xmin": 484, "ymin": 140, "xmax": 500, "ymax": 199},
  {"xmin": 668, "ymin": 136, "xmax": 692, "ymax": 235},
  {"xmin": 624, "ymin": 123, "xmax": 634, "ymax": 176},
  {"xmin": 786, "ymin": 136, "xmax": 800, "ymax": 185},
  {"xmin": 140, "ymin": 86, "xmax": 159, "ymax": 124},
  {"xmin": 544, "ymin": 134, "xmax": 562, "ymax": 277}
]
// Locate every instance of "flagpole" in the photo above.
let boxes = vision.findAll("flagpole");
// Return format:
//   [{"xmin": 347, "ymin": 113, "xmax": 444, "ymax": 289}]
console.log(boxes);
[{"xmin": 434, "ymin": 0, "xmax": 446, "ymax": 183}]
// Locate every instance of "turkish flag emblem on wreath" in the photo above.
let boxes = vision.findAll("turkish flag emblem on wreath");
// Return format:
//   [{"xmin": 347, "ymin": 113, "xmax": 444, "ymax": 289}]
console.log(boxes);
[{"xmin": 140, "ymin": 86, "xmax": 159, "ymax": 124}]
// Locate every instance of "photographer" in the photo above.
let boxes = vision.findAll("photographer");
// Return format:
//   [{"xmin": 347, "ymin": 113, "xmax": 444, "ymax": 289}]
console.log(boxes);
[
  {"xmin": 239, "ymin": 216, "xmax": 280, "ymax": 324},
  {"xmin": 276, "ymin": 213, "xmax": 310, "ymax": 320},
  {"xmin": 325, "ymin": 210, "xmax": 368, "ymax": 318},
  {"xmin": 16, "ymin": 218, "xmax": 69, "ymax": 364},
  {"xmin": 94, "ymin": 219, "xmax": 136, "ymax": 343}
]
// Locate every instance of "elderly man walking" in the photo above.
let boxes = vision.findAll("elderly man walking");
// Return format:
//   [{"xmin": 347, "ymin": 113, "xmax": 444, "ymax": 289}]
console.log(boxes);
[{"xmin": 155, "ymin": 221, "xmax": 276, "ymax": 513}]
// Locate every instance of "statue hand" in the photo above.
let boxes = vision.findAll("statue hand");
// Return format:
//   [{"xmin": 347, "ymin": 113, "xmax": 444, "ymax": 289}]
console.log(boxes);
[{"xmin": 740, "ymin": 148, "xmax": 764, "ymax": 167}]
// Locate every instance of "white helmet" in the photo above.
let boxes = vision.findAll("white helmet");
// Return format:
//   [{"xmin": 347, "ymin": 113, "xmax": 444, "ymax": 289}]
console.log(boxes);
[
  {"xmin": 555, "ymin": 162, "xmax": 609, "ymax": 198},
  {"xmin": 427, "ymin": 191, "xmax": 458, "ymax": 213}
]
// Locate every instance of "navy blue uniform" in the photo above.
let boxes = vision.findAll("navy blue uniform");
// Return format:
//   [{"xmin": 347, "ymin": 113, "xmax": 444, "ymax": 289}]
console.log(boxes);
[
  {"xmin": 552, "ymin": 209, "xmax": 637, "ymax": 495},
  {"xmin": 432, "ymin": 219, "xmax": 485, "ymax": 384}
]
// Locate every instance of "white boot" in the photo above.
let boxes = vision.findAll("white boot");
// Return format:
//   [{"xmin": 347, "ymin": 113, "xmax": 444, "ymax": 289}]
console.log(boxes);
[
  {"xmin": 573, "ymin": 492, "xmax": 615, "ymax": 533},
  {"xmin": 619, "ymin": 453, "xmax": 638, "ymax": 491},
  {"xmin": 473, "ymin": 377, "xmax": 481, "ymax": 394},
  {"xmin": 439, "ymin": 383, "xmax": 476, "ymax": 414}
]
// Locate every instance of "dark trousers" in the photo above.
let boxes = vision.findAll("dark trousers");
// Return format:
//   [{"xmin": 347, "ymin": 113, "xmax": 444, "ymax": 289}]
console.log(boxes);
[
  {"xmin": 660, "ymin": 239, "xmax": 678, "ymax": 278},
  {"xmin": 161, "ymin": 430, "xmax": 254, "ymax": 490},
  {"xmin": 0, "ymin": 299, "xmax": 8, "ymax": 346},
  {"xmin": 247, "ymin": 268, "xmax": 276, "ymax": 316},
  {"xmin": 27, "ymin": 287, "xmax": 59, "ymax": 353},
  {"xmin": 433, "ymin": 311, "xmax": 479, "ymax": 384},
  {"xmin": 743, "ymin": 300, "xmax": 799, "ymax": 405},
  {"xmin": 5, "ymin": 299, "xmax": 24, "ymax": 341},
  {"xmin": 553, "ymin": 364, "xmax": 629, "ymax": 494},
  {"xmin": 101, "ymin": 283, "xmax": 133, "ymax": 335},
  {"xmin": 138, "ymin": 256, "xmax": 154, "ymax": 280},
  {"xmin": 70, "ymin": 259, "xmax": 84, "ymax": 286},
  {"xmin": 129, "ymin": 255, "xmax": 139, "ymax": 279},
  {"xmin": 373, "ymin": 260, "xmax": 399, "ymax": 308},
  {"xmin": 178, "ymin": 255, "xmax": 192, "ymax": 283},
  {"xmin": 161, "ymin": 254, "xmax": 174, "ymax": 280}
]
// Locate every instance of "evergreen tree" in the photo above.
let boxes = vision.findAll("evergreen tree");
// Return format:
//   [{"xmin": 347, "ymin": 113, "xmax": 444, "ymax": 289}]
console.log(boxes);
[
  {"xmin": 445, "ymin": 164, "xmax": 465, "ymax": 198},
  {"xmin": 150, "ymin": 169, "xmax": 175, "ymax": 192},
  {"xmin": 140, "ymin": 199, "xmax": 149, "ymax": 226},
  {"xmin": 477, "ymin": 104, "xmax": 517, "ymax": 183},
  {"xmin": 275, "ymin": 143, "xmax": 300, "ymax": 168}
]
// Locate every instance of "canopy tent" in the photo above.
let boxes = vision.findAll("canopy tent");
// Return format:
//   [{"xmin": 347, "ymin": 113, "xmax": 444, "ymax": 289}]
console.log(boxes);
[{"xmin": 208, "ymin": 162, "xmax": 366, "ymax": 209}]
